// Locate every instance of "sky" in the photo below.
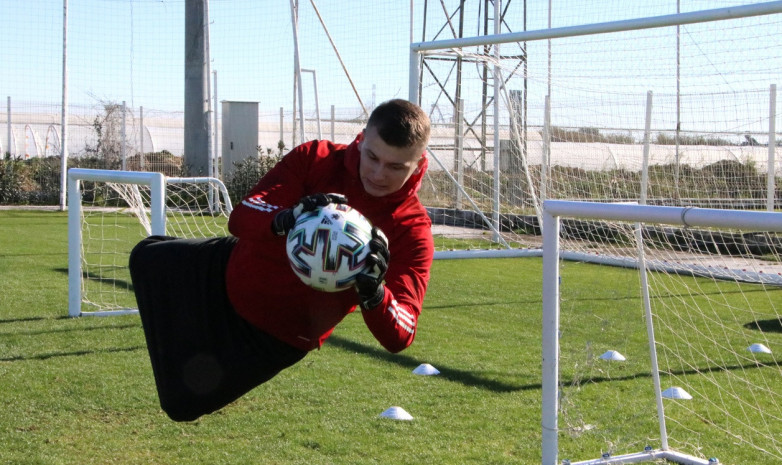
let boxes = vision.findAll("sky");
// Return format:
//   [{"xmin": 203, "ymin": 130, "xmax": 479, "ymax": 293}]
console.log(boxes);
[
  {"xmin": 2, "ymin": 0, "xmax": 414, "ymax": 113},
  {"xmin": 2, "ymin": 0, "xmax": 781, "ymax": 137}
]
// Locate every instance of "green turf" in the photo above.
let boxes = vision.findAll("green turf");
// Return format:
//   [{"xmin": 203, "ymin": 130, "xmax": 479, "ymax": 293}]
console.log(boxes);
[{"xmin": 1, "ymin": 209, "xmax": 779, "ymax": 464}]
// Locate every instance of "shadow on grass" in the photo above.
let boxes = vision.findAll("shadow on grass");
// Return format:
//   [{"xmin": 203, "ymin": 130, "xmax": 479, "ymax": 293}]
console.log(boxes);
[
  {"xmin": 424, "ymin": 287, "xmax": 775, "ymax": 313},
  {"xmin": 744, "ymin": 318, "xmax": 782, "ymax": 333},
  {"xmin": 0, "ymin": 316, "xmax": 51, "ymax": 325},
  {"xmin": 325, "ymin": 334, "xmax": 538, "ymax": 393},
  {"xmin": 327, "ymin": 333, "xmax": 781, "ymax": 394},
  {"xmin": 0, "ymin": 345, "xmax": 145, "ymax": 362},
  {"xmin": 0, "ymin": 322, "xmax": 140, "ymax": 337},
  {"xmin": 0, "ymin": 252, "xmax": 68, "ymax": 258},
  {"xmin": 53, "ymin": 267, "xmax": 135, "ymax": 293},
  {"xmin": 566, "ymin": 357, "xmax": 782, "ymax": 387},
  {"xmin": 0, "ymin": 315, "xmax": 133, "ymax": 325},
  {"xmin": 424, "ymin": 298, "xmax": 542, "ymax": 310}
]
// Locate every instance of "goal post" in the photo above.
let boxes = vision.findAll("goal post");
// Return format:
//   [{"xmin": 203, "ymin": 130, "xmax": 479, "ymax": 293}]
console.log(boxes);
[
  {"xmin": 542, "ymin": 200, "xmax": 782, "ymax": 465},
  {"xmin": 408, "ymin": 2, "xmax": 782, "ymax": 258},
  {"xmin": 67, "ymin": 168, "xmax": 232, "ymax": 317}
]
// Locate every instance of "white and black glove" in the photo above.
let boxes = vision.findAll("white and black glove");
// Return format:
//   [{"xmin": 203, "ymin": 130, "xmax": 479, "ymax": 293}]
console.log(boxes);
[
  {"xmin": 271, "ymin": 193, "xmax": 348, "ymax": 236},
  {"xmin": 355, "ymin": 227, "xmax": 389, "ymax": 310}
]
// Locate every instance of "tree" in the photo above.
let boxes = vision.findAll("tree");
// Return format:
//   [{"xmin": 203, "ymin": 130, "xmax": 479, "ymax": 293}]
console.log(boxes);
[{"xmin": 83, "ymin": 100, "xmax": 132, "ymax": 168}]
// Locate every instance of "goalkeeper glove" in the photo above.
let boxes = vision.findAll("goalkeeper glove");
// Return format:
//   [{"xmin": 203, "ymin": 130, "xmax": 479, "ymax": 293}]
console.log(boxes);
[
  {"xmin": 271, "ymin": 193, "xmax": 348, "ymax": 236},
  {"xmin": 355, "ymin": 227, "xmax": 389, "ymax": 310}
]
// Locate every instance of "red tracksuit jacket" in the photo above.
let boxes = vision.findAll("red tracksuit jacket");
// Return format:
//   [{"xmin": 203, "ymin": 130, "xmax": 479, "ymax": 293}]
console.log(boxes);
[{"xmin": 226, "ymin": 133, "xmax": 434, "ymax": 353}]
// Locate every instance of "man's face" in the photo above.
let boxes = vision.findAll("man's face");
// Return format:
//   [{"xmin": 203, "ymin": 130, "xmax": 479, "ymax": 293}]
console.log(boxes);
[{"xmin": 358, "ymin": 126, "xmax": 424, "ymax": 197}]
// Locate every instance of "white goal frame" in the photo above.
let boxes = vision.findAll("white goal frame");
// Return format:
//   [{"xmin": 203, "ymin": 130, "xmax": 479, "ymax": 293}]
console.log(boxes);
[
  {"xmin": 409, "ymin": 1, "xmax": 782, "ymax": 259},
  {"xmin": 67, "ymin": 168, "xmax": 233, "ymax": 317},
  {"xmin": 541, "ymin": 200, "xmax": 782, "ymax": 465}
]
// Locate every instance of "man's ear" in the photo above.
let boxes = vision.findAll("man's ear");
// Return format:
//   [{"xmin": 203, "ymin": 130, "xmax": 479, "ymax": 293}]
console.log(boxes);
[
  {"xmin": 413, "ymin": 155, "xmax": 426, "ymax": 175},
  {"xmin": 358, "ymin": 129, "xmax": 366, "ymax": 149}
]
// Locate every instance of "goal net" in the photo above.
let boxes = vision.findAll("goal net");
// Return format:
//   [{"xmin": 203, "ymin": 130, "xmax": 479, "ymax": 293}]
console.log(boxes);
[
  {"xmin": 67, "ymin": 168, "xmax": 232, "ymax": 317},
  {"xmin": 412, "ymin": 2, "xmax": 782, "ymax": 257},
  {"xmin": 542, "ymin": 201, "xmax": 782, "ymax": 465},
  {"xmin": 407, "ymin": 3, "xmax": 782, "ymax": 462}
]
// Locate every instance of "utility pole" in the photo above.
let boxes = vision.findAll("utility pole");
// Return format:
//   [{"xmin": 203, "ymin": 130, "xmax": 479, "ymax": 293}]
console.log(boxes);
[{"xmin": 184, "ymin": 0, "xmax": 210, "ymax": 176}]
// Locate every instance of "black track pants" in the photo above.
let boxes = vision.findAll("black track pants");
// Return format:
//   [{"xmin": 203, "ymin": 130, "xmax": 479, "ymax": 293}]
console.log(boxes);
[{"xmin": 128, "ymin": 235, "xmax": 307, "ymax": 421}]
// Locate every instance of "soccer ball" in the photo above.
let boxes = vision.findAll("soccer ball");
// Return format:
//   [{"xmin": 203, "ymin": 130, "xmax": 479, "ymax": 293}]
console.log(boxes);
[{"xmin": 285, "ymin": 203, "xmax": 373, "ymax": 292}]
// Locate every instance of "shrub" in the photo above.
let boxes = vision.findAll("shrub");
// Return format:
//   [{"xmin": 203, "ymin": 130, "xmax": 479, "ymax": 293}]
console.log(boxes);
[{"xmin": 225, "ymin": 144, "xmax": 286, "ymax": 203}]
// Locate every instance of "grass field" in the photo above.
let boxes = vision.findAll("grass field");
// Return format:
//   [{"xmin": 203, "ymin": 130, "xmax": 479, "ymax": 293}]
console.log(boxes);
[{"xmin": 1, "ymin": 209, "xmax": 779, "ymax": 464}]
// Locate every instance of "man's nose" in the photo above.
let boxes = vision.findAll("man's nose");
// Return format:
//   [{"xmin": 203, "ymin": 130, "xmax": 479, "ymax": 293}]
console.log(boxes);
[{"xmin": 371, "ymin": 163, "xmax": 386, "ymax": 179}]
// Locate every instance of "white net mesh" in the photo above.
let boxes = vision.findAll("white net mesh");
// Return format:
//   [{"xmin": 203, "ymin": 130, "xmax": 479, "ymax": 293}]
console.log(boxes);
[
  {"xmin": 77, "ymin": 177, "xmax": 231, "ymax": 314},
  {"xmin": 551, "ymin": 210, "xmax": 782, "ymax": 464},
  {"xmin": 416, "ymin": 2, "xmax": 782, "ymax": 254}
]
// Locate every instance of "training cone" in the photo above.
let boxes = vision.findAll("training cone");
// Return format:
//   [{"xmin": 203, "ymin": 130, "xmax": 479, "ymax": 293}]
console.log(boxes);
[
  {"xmin": 747, "ymin": 343, "xmax": 772, "ymax": 354},
  {"xmin": 661, "ymin": 386, "xmax": 693, "ymax": 400},
  {"xmin": 412, "ymin": 363, "xmax": 440, "ymax": 375},
  {"xmin": 379, "ymin": 406, "xmax": 413, "ymax": 421},
  {"xmin": 599, "ymin": 350, "xmax": 626, "ymax": 361}
]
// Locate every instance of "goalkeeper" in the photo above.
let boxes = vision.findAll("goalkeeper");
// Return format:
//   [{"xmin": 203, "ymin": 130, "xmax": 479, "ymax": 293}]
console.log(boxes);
[{"xmin": 129, "ymin": 99, "xmax": 434, "ymax": 421}]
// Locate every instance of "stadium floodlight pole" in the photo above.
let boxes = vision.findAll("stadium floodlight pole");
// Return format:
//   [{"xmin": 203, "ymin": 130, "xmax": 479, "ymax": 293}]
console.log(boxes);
[
  {"xmin": 491, "ymin": 0, "xmax": 501, "ymax": 243},
  {"xmin": 547, "ymin": 0, "xmax": 551, "ymax": 99},
  {"xmin": 409, "ymin": 0, "xmax": 414, "ymax": 45},
  {"xmin": 6, "ymin": 97, "xmax": 11, "ymax": 157},
  {"xmin": 139, "ymin": 106, "xmax": 145, "ymax": 169},
  {"xmin": 542, "ymin": 94, "xmax": 550, "ymax": 202},
  {"xmin": 768, "ymin": 84, "xmax": 777, "ymax": 212},
  {"xmin": 410, "ymin": 1, "xmax": 782, "ymax": 52},
  {"xmin": 59, "ymin": 0, "xmax": 69, "ymax": 211},
  {"xmin": 204, "ymin": 0, "xmax": 214, "ymax": 179},
  {"xmin": 455, "ymin": 99, "xmax": 464, "ymax": 208},
  {"xmin": 279, "ymin": 107, "xmax": 284, "ymax": 146},
  {"xmin": 213, "ymin": 70, "xmax": 218, "ymax": 179},
  {"xmin": 640, "ymin": 91, "xmax": 653, "ymax": 205},
  {"xmin": 290, "ymin": 0, "xmax": 306, "ymax": 143},
  {"xmin": 676, "ymin": 0, "xmax": 681, "ymax": 199},
  {"xmin": 184, "ymin": 0, "xmax": 210, "ymax": 176},
  {"xmin": 121, "ymin": 101, "xmax": 126, "ymax": 170},
  {"xmin": 210, "ymin": 69, "xmax": 218, "ymax": 211},
  {"xmin": 407, "ymin": 1, "xmax": 420, "ymax": 106},
  {"xmin": 330, "ymin": 105, "xmax": 335, "ymax": 141}
]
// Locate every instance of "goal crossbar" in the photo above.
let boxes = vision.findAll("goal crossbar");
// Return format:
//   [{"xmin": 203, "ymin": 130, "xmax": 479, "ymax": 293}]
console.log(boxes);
[
  {"xmin": 68, "ymin": 169, "xmax": 166, "ymax": 317},
  {"xmin": 67, "ymin": 168, "xmax": 232, "ymax": 317},
  {"xmin": 410, "ymin": 1, "xmax": 782, "ymax": 52}
]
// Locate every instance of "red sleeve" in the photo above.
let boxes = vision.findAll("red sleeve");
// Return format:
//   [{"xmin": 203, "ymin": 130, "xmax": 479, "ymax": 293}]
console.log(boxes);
[
  {"xmin": 360, "ymin": 214, "xmax": 433, "ymax": 353},
  {"xmin": 227, "ymin": 145, "xmax": 312, "ymax": 241}
]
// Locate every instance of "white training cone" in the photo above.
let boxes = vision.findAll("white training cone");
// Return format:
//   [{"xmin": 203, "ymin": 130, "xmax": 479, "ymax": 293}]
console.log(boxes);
[
  {"xmin": 748, "ymin": 343, "xmax": 772, "ymax": 354},
  {"xmin": 661, "ymin": 386, "xmax": 693, "ymax": 400},
  {"xmin": 599, "ymin": 350, "xmax": 626, "ymax": 361},
  {"xmin": 379, "ymin": 406, "xmax": 414, "ymax": 421},
  {"xmin": 412, "ymin": 363, "xmax": 440, "ymax": 375}
]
